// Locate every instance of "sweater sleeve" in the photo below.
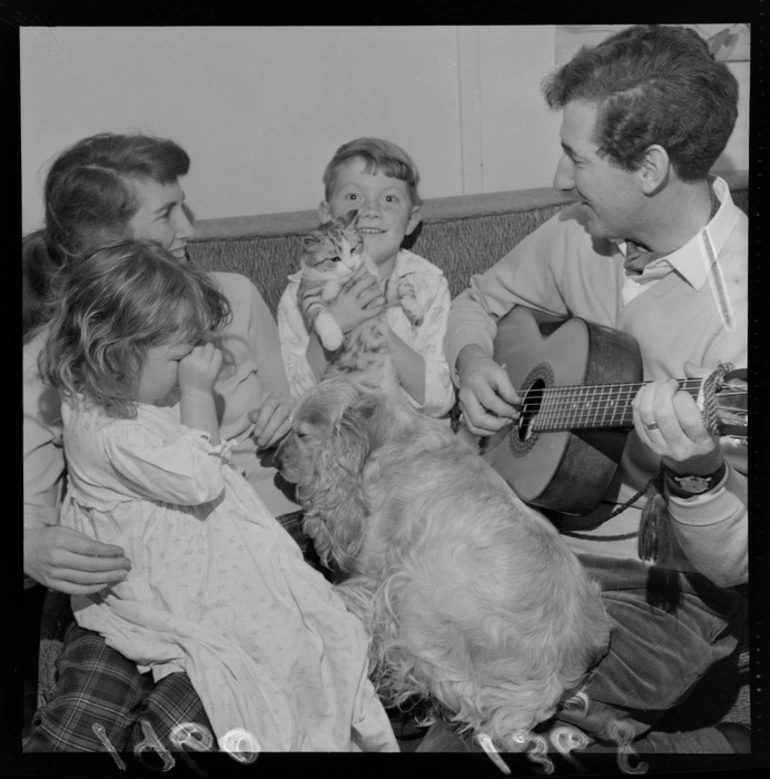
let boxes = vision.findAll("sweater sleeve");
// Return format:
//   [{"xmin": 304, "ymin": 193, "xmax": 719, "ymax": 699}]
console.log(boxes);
[
  {"xmin": 667, "ymin": 317, "xmax": 748, "ymax": 586},
  {"xmin": 23, "ymin": 332, "xmax": 65, "ymax": 531},
  {"xmin": 668, "ymin": 243, "xmax": 748, "ymax": 588},
  {"xmin": 207, "ymin": 272, "xmax": 291, "ymax": 442},
  {"xmin": 400, "ymin": 269, "xmax": 455, "ymax": 417},
  {"xmin": 444, "ymin": 211, "xmax": 576, "ymax": 381},
  {"xmin": 276, "ymin": 279, "xmax": 319, "ymax": 399},
  {"xmin": 244, "ymin": 277, "xmax": 291, "ymax": 396},
  {"xmin": 668, "ymin": 448, "xmax": 747, "ymax": 588}
]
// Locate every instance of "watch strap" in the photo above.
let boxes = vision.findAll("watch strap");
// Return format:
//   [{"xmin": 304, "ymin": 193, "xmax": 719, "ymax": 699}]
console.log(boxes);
[{"xmin": 664, "ymin": 462, "xmax": 728, "ymax": 497}]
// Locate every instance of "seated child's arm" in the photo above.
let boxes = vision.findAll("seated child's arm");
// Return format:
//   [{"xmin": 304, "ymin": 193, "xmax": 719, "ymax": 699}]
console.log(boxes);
[{"xmin": 179, "ymin": 343, "xmax": 222, "ymax": 445}]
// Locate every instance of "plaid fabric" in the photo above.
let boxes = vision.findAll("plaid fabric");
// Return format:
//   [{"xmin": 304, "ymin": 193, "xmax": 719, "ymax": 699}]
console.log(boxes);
[
  {"xmin": 23, "ymin": 621, "xmax": 213, "ymax": 753},
  {"xmin": 25, "ymin": 510, "xmax": 328, "ymax": 753}
]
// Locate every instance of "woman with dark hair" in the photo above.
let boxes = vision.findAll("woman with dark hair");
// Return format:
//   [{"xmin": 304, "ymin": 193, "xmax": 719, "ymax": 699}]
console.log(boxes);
[{"xmin": 23, "ymin": 133, "xmax": 302, "ymax": 752}]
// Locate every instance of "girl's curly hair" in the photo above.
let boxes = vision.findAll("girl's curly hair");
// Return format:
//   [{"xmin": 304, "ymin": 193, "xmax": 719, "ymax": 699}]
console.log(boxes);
[{"xmin": 38, "ymin": 239, "xmax": 231, "ymax": 418}]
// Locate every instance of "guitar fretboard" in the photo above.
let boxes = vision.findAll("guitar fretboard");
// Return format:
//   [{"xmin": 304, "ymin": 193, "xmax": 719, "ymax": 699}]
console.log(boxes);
[{"xmin": 528, "ymin": 378, "xmax": 703, "ymax": 432}]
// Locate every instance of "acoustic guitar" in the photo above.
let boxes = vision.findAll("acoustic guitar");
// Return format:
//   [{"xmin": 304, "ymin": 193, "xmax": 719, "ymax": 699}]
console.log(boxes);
[{"xmin": 482, "ymin": 307, "xmax": 748, "ymax": 516}]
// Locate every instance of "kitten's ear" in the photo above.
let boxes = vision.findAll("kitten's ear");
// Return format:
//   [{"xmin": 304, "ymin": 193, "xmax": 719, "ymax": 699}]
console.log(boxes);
[
  {"xmin": 318, "ymin": 201, "xmax": 332, "ymax": 225},
  {"xmin": 302, "ymin": 232, "xmax": 321, "ymax": 251}
]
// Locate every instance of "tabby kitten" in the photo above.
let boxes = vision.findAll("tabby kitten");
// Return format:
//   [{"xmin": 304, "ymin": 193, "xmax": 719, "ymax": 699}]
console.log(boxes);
[{"xmin": 297, "ymin": 209, "xmax": 423, "ymax": 393}]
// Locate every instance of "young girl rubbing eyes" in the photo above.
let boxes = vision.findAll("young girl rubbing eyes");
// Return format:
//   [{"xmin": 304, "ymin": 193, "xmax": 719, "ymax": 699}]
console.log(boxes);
[{"xmin": 37, "ymin": 239, "xmax": 397, "ymax": 753}]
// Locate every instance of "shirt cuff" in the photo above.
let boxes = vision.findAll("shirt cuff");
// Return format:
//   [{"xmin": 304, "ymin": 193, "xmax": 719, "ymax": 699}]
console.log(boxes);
[{"xmin": 667, "ymin": 463, "xmax": 740, "ymax": 527}]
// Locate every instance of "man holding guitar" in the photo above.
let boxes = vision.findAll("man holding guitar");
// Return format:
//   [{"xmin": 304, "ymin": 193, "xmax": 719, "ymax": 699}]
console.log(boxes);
[{"xmin": 439, "ymin": 25, "xmax": 748, "ymax": 754}]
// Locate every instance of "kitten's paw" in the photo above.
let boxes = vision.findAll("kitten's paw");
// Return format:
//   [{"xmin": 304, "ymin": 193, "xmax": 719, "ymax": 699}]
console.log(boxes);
[
  {"xmin": 406, "ymin": 311, "xmax": 424, "ymax": 327},
  {"xmin": 316, "ymin": 313, "xmax": 344, "ymax": 351},
  {"xmin": 401, "ymin": 302, "xmax": 424, "ymax": 327}
]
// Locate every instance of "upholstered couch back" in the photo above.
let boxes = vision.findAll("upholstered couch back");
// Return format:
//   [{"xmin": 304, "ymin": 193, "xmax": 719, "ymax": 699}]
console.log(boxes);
[{"xmin": 188, "ymin": 170, "xmax": 748, "ymax": 318}]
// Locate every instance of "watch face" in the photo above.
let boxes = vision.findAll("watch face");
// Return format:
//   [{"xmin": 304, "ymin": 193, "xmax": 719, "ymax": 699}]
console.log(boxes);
[{"xmin": 675, "ymin": 475, "xmax": 711, "ymax": 494}]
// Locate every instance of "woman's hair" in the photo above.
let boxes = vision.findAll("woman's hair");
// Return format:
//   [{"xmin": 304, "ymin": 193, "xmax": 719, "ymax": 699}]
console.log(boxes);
[
  {"xmin": 322, "ymin": 137, "xmax": 423, "ymax": 207},
  {"xmin": 541, "ymin": 24, "xmax": 739, "ymax": 182},
  {"xmin": 23, "ymin": 132, "xmax": 191, "ymax": 337},
  {"xmin": 39, "ymin": 240, "xmax": 231, "ymax": 419}
]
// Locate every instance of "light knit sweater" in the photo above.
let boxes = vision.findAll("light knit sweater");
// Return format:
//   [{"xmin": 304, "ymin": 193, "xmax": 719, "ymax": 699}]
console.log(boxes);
[{"xmin": 445, "ymin": 177, "xmax": 747, "ymax": 588}]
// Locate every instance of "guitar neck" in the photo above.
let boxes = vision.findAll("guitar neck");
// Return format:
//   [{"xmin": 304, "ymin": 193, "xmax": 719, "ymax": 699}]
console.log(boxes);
[{"xmin": 529, "ymin": 378, "xmax": 702, "ymax": 433}]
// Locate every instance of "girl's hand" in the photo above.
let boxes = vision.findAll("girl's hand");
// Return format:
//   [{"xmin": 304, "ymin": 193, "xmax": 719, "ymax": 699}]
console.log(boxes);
[
  {"xmin": 178, "ymin": 342, "xmax": 223, "ymax": 396},
  {"xmin": 24, "ymin": 526, "xmax": 131, "ymax": 595},
  {"xmin": 247, "ymin": 392, "xmax": 296, "ymax": 449},
  {"xmin": 329, "ymin": 267, "xmax": 385, "ymax": 334}
]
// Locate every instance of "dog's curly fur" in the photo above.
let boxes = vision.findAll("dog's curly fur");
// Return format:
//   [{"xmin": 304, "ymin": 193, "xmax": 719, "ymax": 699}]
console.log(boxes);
[{"xmin": 278, "ymin": 379, "xmax": 612, "ymax": 750}]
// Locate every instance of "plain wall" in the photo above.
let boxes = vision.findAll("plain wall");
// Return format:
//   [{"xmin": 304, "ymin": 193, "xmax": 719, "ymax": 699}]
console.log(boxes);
[{"xmin": 21, "ymin": 25, "xmax": 750, "ymax": 233}]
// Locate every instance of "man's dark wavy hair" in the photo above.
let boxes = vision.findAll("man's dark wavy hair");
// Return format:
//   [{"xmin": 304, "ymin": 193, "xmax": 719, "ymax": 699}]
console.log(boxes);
[{"xmin": 542, "ymin": 24, "xmax": 739, "ymax": 181}]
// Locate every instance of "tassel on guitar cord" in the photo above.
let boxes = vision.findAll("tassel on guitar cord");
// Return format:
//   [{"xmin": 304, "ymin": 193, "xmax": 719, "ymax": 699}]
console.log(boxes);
[
  {"xmin": 637, "ymin": 468, "xmax": 672, "ymax": 563},
  {"xmin": 592, "ymin": 472, "xmax": 671, "ymax": 563},
  {"xmin": 638, "ymin": 473, "xmax": 683, "ymax": 615}
]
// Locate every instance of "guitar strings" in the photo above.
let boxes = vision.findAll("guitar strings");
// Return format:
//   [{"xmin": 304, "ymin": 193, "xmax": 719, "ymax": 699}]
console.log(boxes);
[
  {"xmin": 519, "ymin": 391, "xmax": 747, "ymax": 407},
  {"xmin": 515, "ymin": 385, "xmax": 745, "ymax": 402},
  {"xmin": 513, "ymin": 381, "xmax": 746, "ymax": 431},
  {"xmin": 516, "ymin": 390, "xmax": 747, "ymax": 406}
]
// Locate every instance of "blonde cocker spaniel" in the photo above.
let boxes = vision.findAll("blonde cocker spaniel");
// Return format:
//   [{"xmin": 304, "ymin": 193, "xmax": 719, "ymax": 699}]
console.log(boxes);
[{"xmin": 278, "ymin": 379, "xmax": 612, "ymax": 751}]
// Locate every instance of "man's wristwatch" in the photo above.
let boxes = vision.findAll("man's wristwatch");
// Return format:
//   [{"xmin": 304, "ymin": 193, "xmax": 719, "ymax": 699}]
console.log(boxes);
[{"xmin": 664, "ymin": 462, "xmax": 728, "ymax": 497}]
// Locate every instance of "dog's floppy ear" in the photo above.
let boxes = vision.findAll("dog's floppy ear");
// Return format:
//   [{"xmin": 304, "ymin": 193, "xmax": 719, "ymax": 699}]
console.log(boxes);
[
  {"xmin": 300, "ymin": 395, "xmax": 373, "ymax": 573},
  {"xmin": 348, "ymin": 391, "xmax": 395, "ymax": 452}
]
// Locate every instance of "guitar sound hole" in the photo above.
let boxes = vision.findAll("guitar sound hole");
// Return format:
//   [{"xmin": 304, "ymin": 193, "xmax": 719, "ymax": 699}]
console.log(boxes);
[
  {"xmin": 508, "ymin": 363, "xmax": 553, "ymax": 457},
  {"xmin": 517, "ymin": 378, "xmax": 545, "ymax": 441}
]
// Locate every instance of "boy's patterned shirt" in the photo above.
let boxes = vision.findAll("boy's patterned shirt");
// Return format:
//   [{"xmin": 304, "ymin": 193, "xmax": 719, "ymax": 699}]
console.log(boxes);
[{"xmin": 278, "ymin": 249, "xmax": 455, "ymax": 418}]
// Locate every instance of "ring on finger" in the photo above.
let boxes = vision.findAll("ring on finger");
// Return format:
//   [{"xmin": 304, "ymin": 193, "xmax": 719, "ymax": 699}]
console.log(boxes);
[{"xmin": 643, "ymin": 420, "xmax": 659, "ymax": 431}]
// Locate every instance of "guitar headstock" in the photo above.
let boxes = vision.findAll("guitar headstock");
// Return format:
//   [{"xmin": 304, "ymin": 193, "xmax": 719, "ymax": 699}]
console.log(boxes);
[{"xmin": 711, "ymin": 367, "xmax": 747, "ymax": 442}]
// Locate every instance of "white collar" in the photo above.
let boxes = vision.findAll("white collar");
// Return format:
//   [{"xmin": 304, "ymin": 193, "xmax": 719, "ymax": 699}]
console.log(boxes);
[{"xmin": 620, "ymin": 176, "xmax": 740, "ymax": 290}]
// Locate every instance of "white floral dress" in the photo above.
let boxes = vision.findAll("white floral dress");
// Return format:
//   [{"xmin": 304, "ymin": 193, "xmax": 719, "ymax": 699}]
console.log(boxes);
[{"xmin": 60, "ymin": 399, "xmax": 397, "ymax": 752}]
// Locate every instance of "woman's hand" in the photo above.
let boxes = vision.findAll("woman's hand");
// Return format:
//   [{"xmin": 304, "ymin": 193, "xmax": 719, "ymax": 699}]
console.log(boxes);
[
  {"xmin": 248, "ymin": 392, "xmax": 297, "ymax": 449},
  {"xmin": 328, "ymin": 266, "xmax": 385, "ymax": 334},
  {"xmin": 24, "ymin": 526, "xmax": 131, "ymax": 595}
]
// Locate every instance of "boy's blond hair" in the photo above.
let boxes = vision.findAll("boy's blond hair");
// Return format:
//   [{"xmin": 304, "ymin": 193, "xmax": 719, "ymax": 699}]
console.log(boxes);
[{"xmin": 322, "ymin": 137, "xmax": 423, "ymax": 207}]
